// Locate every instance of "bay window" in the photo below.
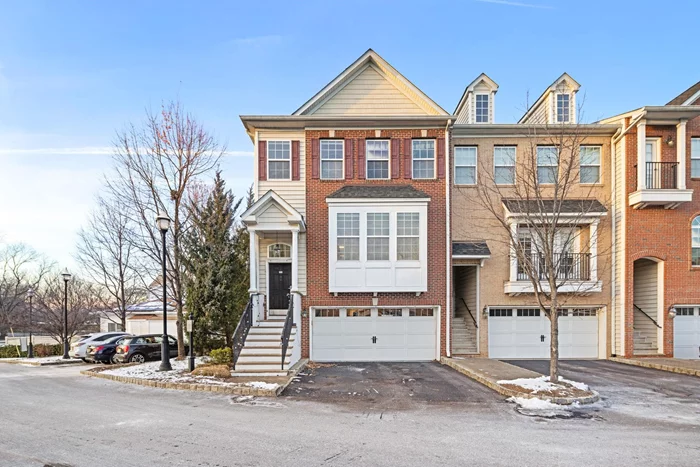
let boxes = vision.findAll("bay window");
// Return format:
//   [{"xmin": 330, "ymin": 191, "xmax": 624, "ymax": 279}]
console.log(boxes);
[
  {"xmin": 397, "ymin": 213, "xmax": 420, "ymax": 261},
  {"xmin": 367, "ymin": 213, "xmax": 390, "ymax": 261},
  {"xmin": 336, "ymin": 213, "xmax": 359, "ymax": 261}
]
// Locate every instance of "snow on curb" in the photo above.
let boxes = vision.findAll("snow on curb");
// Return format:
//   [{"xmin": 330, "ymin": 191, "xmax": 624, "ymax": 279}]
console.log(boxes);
[
  {"xmin": 497, "ymin": 376, "xmax": 598, "ymax": 405},
  {"xmin": 0, "ymin": 356, "xmax": 83, "ymax": 366},
  {"xmin": 497, "ymin": 375, "xmax": 589, "ymax": 393}
]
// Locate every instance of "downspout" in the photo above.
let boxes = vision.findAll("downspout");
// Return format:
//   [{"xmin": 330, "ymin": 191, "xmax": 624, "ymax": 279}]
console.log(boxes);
[
  {"xmin": 445, "ymin": 119, "xmax": 452, "ymax": 358},
  {"xmin": 610, "ymin": 131, "xmax": 618, "ymax": 357}
]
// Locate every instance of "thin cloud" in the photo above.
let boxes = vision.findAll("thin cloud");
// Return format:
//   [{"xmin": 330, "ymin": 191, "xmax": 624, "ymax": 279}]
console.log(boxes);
[
  {"xmin": 0, "ymin": 146, "xmax": 113, "ymax": 155},
  {"xmin": 475, "ymin": 0, "xmax": 553, "ymax": 9},
  {"xmin": 224, "ymin": 150, "xmax": 253, "ymax": 157}
]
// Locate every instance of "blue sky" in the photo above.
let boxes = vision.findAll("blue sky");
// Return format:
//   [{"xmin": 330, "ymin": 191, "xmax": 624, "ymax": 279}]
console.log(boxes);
[{"xmin": 1, "ymin": 0, "xmax": 698, "ymax": 267}]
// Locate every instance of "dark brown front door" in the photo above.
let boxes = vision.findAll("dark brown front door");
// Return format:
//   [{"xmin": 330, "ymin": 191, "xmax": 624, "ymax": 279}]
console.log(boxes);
[{"xmin": 269, "ymin": 263, "xmax": 291, "ymax": 310}]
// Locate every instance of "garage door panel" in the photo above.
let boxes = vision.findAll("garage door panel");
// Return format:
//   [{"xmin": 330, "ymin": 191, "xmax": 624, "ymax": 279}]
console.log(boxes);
[
  {"xmin": 674, "ymin": 310, "xmax": 700, "ymax": 359},
  {"xmin": 312, "ymin": 307, "xmax": 436, "ymax": 362}
]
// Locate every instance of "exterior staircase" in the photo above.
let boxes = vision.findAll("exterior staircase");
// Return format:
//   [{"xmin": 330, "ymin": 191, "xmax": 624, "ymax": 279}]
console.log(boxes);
[
  {"xmin": 633, "ymin": 304, "xmax": 659, "ymax": 355},
  {"xmin": 452, "ymin": 315, "xmax": 478, "ymax": 355},
  {"xmin": 233, "ymin": 318, "xmax": 297, "ymax": 377}
]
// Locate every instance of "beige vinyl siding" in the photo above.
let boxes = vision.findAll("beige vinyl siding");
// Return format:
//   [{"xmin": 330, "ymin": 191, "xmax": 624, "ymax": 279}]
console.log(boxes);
[
  {"xmin": 633, "ymin": 259, "xmax": 659, "ymax": 348},
  {"xmin": 257, "ymin": 204, "xmax": 289, "ymax": 225},
  {"xmin": 258, "ymin": 130, "xmax": 306, "ymax": 216},
  {"xmin": 613, "ymin": 139, "xmax": 624, "ymax": 353},
  {"xmin": 455, "ymin": 94, "xmax": 472, "ymax": 124},
  {"xmin": 257, "ymin": 232, "xmax": 307, "ymax": 300},
  {"xmin": 525, "ymin": 98, "xmax": 548, "ymax": 124},
  {"xmin": 454, "ymin": 266, "xmax": 477, "ymax": 319},
  {"xmin": 311, "ymin": 65, "xmax": 426, "ymax": 116}
]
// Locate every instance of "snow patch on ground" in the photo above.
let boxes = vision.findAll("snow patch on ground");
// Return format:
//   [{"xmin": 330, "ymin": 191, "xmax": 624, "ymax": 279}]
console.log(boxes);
[
  {"xmin": 100, "ymin": 359, "xmax": 280, "ymax": 391},
  {"xmin": 508, "ymin": 396, "xmax": 583, "ymax": 418},
  {"xmin": 497, "ymin": 375, "xmax": 589, "ymax": 393},
  {"xmin": 1, "ymin": 356, "xmax": 81, "ymax": 364}
]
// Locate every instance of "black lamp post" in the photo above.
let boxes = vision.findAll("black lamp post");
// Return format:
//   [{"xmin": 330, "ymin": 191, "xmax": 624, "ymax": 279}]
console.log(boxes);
[
  {"xmin": 156, "ymin": 211, "xmax": 172, "ymax": 372},
  {"xmin": 187, "ymin": 313, "xmax": 194, "ymax": 372},
  {"xmin": 27, "ymin": 288, "xmax": 34, "ymax": 359},
  {"xmin": 61, "ymin": 269, "xmax": 72, "ymax": 359}
]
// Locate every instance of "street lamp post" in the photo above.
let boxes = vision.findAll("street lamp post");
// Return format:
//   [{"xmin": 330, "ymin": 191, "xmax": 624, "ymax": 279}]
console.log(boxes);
[
  {"xmin": 27, "ymin": 288, "xmax": 35, "ymax": 359},
  {"xmin": 187, "ymin": 313, "xmax": 194, "ymax": 372},
  {"xmin": 156, "ymin": 211, "xmax": 172, "ymax": 372},
  {"xmin": 61, "ymin": 269, "xmax": 72, "ymax": 359}
]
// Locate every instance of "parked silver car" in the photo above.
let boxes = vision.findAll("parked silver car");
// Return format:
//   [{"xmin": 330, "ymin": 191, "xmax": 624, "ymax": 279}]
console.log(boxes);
[{"xmin": 69, "ymin": 332, "xmax": 131, "ymax": 361}]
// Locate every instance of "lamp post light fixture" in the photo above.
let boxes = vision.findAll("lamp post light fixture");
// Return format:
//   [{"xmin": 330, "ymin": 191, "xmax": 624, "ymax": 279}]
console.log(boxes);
[
  {"xmin": 27, "ymin": 288, "xmax": 35, "ymax": 359},
  {"xmin": 61, "ymin": 269, "xmax": 72, "ymax": 359},
  {"xmin": 187, "ymin": 313, "xmax": 195, "ymax": 372},
  {"xmin": 156, "ymin": 211, "xmax": 172, "ymax": 372}
]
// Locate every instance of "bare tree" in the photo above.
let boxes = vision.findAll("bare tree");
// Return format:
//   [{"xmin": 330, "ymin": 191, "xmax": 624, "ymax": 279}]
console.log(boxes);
[
  {"xmin": 76, "ymin": 196, "xmax": 144, "ymax": 331},
  {"xmin": 108, "ymin": 101, "xmax": 224, "ymax": 357},
  {"xmin": 0, "ymin": 243, "xmax": 53, "ymax": 336},
  {"xmin": 34, "ymin": 274, "xmax": 101, "ymax": 346},
  {"xmin": 458, "ymin": 120, "xmax": 610, "ymax": 383}
]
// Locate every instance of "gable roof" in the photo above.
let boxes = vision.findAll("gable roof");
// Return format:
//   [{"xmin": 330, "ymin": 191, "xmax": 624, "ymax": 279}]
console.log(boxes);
[
  {"xmin": 326, "ymin": 185, "xmax": 430, "ymax": 200},
  {"xmin": 454, "ymin": 73, "xmax": 499, "ymax": 115},
  {"xmin": 667, "ymin": 81, "xmax": 700, "ymax": 106},
  {"xmin": 241, "ymin": 190, "xmax": 305, "ymax": 230},
  {"xmin": 519, "ymin": 73, "xmax": 581, "ymax": 124},
  {"xmin": 293, "ymin": 49, "xmax": 448, "ymax": 116}
]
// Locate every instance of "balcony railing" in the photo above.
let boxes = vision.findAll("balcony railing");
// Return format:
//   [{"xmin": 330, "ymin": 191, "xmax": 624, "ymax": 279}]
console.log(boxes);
[
  {"xmin": 516, "ymin": 253, "xmax": 591, "ymax": 281},
  {"xmin": 634, "ymin": 162, "xmax": 679, "ymax": 189}
]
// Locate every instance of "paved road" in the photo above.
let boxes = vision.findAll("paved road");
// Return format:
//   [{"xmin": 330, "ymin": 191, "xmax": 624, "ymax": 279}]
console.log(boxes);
[
  {"xmin": 1, "ymin": 362, "xmax": 700, "ymax": 467},
  {"xmin": 505, "ymin": 360, "xmax": 700, "ymax": 425}
]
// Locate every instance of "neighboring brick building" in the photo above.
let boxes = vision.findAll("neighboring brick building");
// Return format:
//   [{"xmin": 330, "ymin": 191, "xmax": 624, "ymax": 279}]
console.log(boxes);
[{"xmin": 601, "ymin": 83, "xmax": 700, "ymax": 359}]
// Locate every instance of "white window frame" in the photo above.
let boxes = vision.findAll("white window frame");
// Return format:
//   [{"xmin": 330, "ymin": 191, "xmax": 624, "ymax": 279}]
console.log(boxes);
[
  {"xmin": 366, "ymin": 213, "xmax": 390, "ymax": 261},
  {"xmin": 267, "ymin": 140, "xmax": 292, "ymax": 181},
  {"xmin": 412, "ymin": 139, "xmax": 436, "ymax": 180},
  {"xmin": 579, "ymin": 145, "xmax": 602, "ymax": 185},
  {"xmin": 454, "ymin": 146, "xmax": 477, "ymax": 185},
  {"xmin": 556, "ymin": 93, "xmax": 570, "ymax": 123},
  {"xmin": 475, "ymin": 94, "xmax": 489, "ymax": 123},
  {"xmin": 494, "ymin": 146, "xmax": 516, "ymax": 185},
  {"xmin": 320, "ymin": 139, "xmax": 344, "ymax": 180},
  {"xmin": 366, "ymin": 140, "xmax": 390, "ymax": 180},
  {"xmin": 336, "ymin": 213, "xmax": 360, "ymax": 261},
  {"xmin": 537, "ymin": 146, "xmax": 559, "ymax": 184},
  {"xmin": 691, "ymin": 138, "xmax": 700, "ymax": 178},
  {"xmin": 645, "ymin": 138, "xmax": 660, "ymax": 162},
  {"xmin": 692, "ymin": 216, "xmax": 700, "ymax": 267},
  {"xmin": 397, "ymin": 212, "xmax": 420, "ymax": 261}
]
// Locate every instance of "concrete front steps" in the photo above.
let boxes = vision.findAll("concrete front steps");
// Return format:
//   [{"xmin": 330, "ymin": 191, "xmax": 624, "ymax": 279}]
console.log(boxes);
[
  {"xmin": 233, "ymin": 320, "xmax": 297, "ymax": 377},
  {"xmin": 633, "ymin": 329, "xmax": 658, "ymax": 356},
  {"xmin": 452, "ymin": 316, "xmax": 478, "ymax": 355}
]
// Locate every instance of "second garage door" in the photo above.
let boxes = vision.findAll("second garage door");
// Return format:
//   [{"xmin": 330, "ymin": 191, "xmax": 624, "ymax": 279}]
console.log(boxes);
[
  {"xmin": 488, "ymin": 308, "xmax": 599, "ymax": 359},
  {"xmin": 674, "ymin": 306, "xmax": 700, "ymax": 359},
  {"xmin": 311, "ymin": 307, "xmax": 436, "ymax": 362}
]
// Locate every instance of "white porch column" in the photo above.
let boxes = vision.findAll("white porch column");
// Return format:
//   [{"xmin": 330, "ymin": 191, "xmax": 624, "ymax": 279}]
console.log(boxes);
[
  {"xmin": 637, "ymin": 119, "xmax": 646, "ymax": 191},
  {"xmin": 291, "ymin": 229, "xmax": 301, "ymax": 328},
  {"xmin": 249, "ymin": 231, "xmax": 258, "ymax": 293},
  {"xmin": 677, "ymin": 119, "xmax": 687, "ymax": 190},
  {"xmin": 509, "ymin": 221, "xmax": 518, "ymax": 282},
  {"xmin": 590, "ymin": 220, "xmax": 599, "ymax": 282}
]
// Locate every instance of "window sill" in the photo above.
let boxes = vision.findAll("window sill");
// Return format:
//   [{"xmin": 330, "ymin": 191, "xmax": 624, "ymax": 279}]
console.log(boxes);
[
  {"xmin": 454, "ymin": 183, "xmax": 477, "ymax": 187},
  {"xmin": 579, "ymin": 183, "xmax": 604, "ymax": 187}
]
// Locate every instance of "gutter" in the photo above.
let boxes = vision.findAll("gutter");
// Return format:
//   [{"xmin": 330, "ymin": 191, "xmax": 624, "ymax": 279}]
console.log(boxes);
[{"xmin": 445, "ymin": 119, "xmax": 452, "ymax": 358}]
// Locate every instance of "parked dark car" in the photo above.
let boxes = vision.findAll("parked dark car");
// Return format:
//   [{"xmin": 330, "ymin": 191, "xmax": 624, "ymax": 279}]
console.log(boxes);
[
  {"xmin": 114, "ymin": 334, "xmax": 183, "ymax": 364},
  {"xmin": 85, "ymin": 334, "xmax": 132, "ymax": 364}
]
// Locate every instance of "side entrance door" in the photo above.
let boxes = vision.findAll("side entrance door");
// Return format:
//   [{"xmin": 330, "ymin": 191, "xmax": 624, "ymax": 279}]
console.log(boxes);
[{"xmin": 269, "ymin": 263, "xmax": 292, "ymax": 310}]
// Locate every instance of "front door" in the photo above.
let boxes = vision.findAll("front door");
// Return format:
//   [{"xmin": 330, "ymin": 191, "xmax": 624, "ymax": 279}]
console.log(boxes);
[{"xmin": 269, "ymin": 263, "xmax": 291, "ymax": 310}]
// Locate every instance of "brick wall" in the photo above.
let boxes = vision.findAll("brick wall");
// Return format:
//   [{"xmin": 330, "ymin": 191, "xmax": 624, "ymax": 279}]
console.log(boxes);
[
  {"xmin": 301, "ymin": 128, "xmax": 448, "ymax": 358},
  {"xmin": 623, "ymin": 118, "xmax": 700, "ymax": 357}
]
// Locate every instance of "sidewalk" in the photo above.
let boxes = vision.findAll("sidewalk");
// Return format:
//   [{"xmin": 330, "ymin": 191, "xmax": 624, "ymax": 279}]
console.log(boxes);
[
  {"xmin": 441, "ymin": 357, "xmax": 599, "ymax": 405},
  {"xmin": 609, "ymin": 357, "xmax": 700, "ymax": 377}
]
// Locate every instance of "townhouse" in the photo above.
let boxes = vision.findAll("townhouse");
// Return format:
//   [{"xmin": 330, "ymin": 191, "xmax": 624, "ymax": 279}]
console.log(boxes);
[{"xmin": 235, "ymin": 49, "xmax": 700, "ymax": 373}]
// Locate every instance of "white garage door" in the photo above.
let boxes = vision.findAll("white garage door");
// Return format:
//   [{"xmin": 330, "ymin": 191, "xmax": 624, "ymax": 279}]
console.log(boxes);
[
  {"xmin": 674, "ymin": 307, "xmax": 700, "ymax": 359},
  {"xmin": 488, "ymin": 308, "xmax": 598, "ymax": 359},
  {"xmin": 311, "ymin": 307, "xmax": 436, "ymax": 362}
]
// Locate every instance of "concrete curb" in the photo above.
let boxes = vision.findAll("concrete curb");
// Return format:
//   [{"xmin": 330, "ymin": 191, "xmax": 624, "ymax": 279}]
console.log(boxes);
[
  {"xmin": 0, "ymin": 358, "xmax": 84, "ymax": 366},
  {"xmin": 81, "ymin": 359, "xmax": 309, "ymax": 397},
  {"xmin": 441, "ymin": 357, "xmax": 599, "ymax": 405},
  {"xmin": 609, "ymin": 357, "xmax": 700, "ymax": 378}
]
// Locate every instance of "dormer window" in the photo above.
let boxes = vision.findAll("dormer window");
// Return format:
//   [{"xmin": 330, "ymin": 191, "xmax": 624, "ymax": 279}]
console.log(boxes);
[
  {"xmin": 556, "ymin": 94, "xmax": 570, "ymax": 123},
  {"xmin": 475, "ymin": 94, "xmax": 489, "ymax": 123}
]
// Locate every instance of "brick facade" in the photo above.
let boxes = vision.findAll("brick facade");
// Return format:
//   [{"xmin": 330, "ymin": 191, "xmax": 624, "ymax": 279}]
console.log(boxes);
[
  {"xmin": 622, "ymin": 117, "xmax": 700, "ymax": 357},
  {"xmin": 301, "ymin": 128, "xmax": 448, "ymax": 358}
]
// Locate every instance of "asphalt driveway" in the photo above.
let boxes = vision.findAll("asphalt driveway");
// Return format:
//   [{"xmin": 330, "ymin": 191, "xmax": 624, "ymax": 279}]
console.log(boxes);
[
  {"xmin": 504, "ymin": 360, "xmax": 700, "ymax": 423},
  {"xmin": 282, "ymin": 361, "xmax": 503, "ymax": 410}
]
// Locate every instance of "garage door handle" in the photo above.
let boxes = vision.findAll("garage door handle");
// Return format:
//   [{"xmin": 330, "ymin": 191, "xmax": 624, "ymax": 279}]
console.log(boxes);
[
  {"xmin": 372, "ymin": 336, "xmax": 377, "ymax": 344},
  {"xmin": 540, "ymin": 335, "xmax": 546, "ymax": 343}
]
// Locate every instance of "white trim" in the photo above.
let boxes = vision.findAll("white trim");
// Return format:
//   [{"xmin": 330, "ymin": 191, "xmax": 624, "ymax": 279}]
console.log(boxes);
[
  {"xmin": 241, "ymin": 190, "xmax": 305, "ymax": 229},
  {"xmin": 445, "ymin": 121, "xmax": 451, "ymax": 358},
  {"xmin": 454, "ymin": 146, "xmax": 478, "ymax": 186},
  {"xmin": 249, "ymin": 232, "xmax": 258, "ymax": 293},
  {"xmin": 555, "ymin": 93, "xmax": 571, "ymax": 123},
  {"xmin": 504, "ymin": 280, "xmax": 603, "ymax": 295},
  {"xmin": 677, "ymin": 120, "xmax": 687, "ymax": 190},
  {"xmin": 494, "ymin": 146, "xmax": 516, "ymax": 185},
  {"xmin": 579, "ymin": 145, "xmax": 602, "ymax": 185},
  {"xmin": 692, "ymin": 137, "xmax": 700, "ymax": 178},
  {"xmin": 536, "ymin": 146, "xmax": 559, "ymax": 185},
  {"xmin": 474, "ymin": 93, "xmax": 490, "ymax": 124},
  {"xmin": 327, "ymin": 197, "xmax": 430, "ymax": 205},
  {"xmin": 320, "ymin": 139, "xmax": 345, "ymax": 180},
  {"xmin": 452, "ymin": 254, "xmax": 491, "ymax": 260},
  {"xmin": 266, "ymin": 140, "xmax": 292, "ymax": 181},
  {"xmin": 253, "ymin": 130, "xmax": 259, "ymax": 199},
  {"xmin": 365, "ymin": 139, "xmax": 391, "ymax": 180},
  {"xmin": 637, "ymin": 120, "xmax": 647, "ymax": 191},
  {"xmin": 411, "ymin": 139, "xmax": 437, "ymax": 180},
  {"xmin": 681, "ymin": 89, "xmax": 700, "ymax": 106}
]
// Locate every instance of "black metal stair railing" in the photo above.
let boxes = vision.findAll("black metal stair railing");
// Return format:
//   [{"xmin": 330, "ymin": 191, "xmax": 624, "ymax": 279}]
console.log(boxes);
[
  {"xmin": 232, "ymin": 297, "xmax": 254, "ymax": 370},
  {"xmin": 280, "ymin": 292, "xmax": 295, "ymax": 370}
]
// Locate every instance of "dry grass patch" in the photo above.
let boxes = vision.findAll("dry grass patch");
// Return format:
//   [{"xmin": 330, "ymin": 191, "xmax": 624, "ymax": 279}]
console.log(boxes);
[{"xmin": 191, "ymin": 364, "xmax": 231, "ymax": 378}]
